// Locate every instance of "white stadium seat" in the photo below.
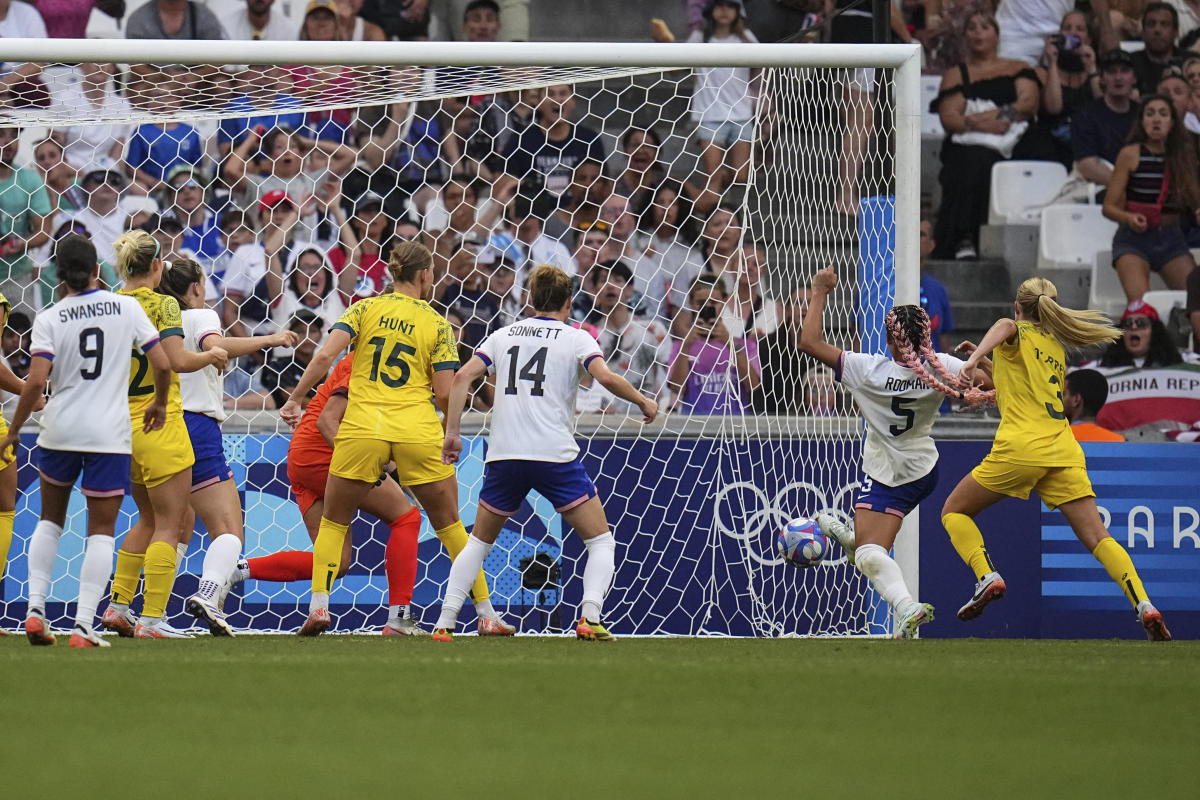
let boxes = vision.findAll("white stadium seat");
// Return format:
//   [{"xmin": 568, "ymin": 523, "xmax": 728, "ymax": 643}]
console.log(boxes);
[
  {"xmin": 1038, "ymin": 204, "xmax": 1117, "ymax": 271},
  {"xmin": 1141, "ymin": 290, "xmax": 1188, "ymax": 321},
  {"xmin": 921, "ymin": 74, "xmax": 944, "ymax": 138},
  {"xmin": 988, "ymin": 161, "xmax": 1068, "ymax": 225},
  {"xmin": 1089, "ymin": 250, "xmax": 1170, "ymax": 318}
]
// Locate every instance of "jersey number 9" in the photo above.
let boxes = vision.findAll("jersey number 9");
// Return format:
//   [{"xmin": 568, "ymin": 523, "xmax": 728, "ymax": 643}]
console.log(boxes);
[{"xmin": 78, "ymin": 327, "xmax": 104, "ymax": 381}]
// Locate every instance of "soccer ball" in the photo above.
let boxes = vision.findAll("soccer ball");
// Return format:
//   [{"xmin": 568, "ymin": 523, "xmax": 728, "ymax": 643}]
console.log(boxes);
[{"xmin": 777, "ymin": 518, "xmax": 828, "ymax": 568}]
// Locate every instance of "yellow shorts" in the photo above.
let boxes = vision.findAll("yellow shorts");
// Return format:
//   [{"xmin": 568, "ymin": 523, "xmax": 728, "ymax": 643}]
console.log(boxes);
[
  {"xmin": 0, "ymin": 416, "xmax": 10, "ymax": 472},
  {"xmin": 972, "ymin": 455, "xmax": 1094, "ymax": 511},
  {"xmin": 131, "ymin": 412, "xmax": 195, "ymax": 488},
  {"xmin": 329, "ymin": 436, "xmax": 454, "ymax": 487}
]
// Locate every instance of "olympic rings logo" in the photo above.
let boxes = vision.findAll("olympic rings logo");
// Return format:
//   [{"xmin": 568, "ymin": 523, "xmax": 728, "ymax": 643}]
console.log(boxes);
[{"xmin": 711, "ymin": 480, "xmax": 862, "ymax": 568}]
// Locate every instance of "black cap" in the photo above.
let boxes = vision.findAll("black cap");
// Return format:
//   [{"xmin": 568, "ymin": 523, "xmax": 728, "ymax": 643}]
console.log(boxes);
[{"xmin": 1099, "ymin": 49, "xmax": 1134, "ymax": 71}]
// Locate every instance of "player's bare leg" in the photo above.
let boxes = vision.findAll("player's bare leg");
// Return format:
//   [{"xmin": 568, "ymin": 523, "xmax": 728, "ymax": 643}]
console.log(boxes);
[
  {"xmin": 562, "ymin": 496, "xmax": 617, "ymax": 641},
  {"xmin": 1058, "ymin": 495, "xmax": 1170, "ymax": 641},
  {"xmin": 942, "ymin": 474, "xmax": 1008, "ymax": 621},
  {"xmin": 185, "ymin": 479, "xmax": 245, "ymax": 637},
  {"xmin": 301, "ymin": 474, "xmax": 373, "ymax": 635},
  {"xmin": 416, "ymin": 475, "xmax": 513, "ymax": 639}
]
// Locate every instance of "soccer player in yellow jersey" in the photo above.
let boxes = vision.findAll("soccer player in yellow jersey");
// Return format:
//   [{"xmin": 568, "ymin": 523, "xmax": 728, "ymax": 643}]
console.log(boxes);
[
  {"xmin": 945, "ymin": 276, "xmax": 1171, "ymax": 640},
  {"xmin": 0, "ymin": 292, "xmax": 43, "ymax": 626},
  {"xmin": 100, "ymin": 231, "xmax": 228, "ymax": 639},
  {"xmin": 280, "ymin": 241, "xmax": 513, "ymax": 636}
]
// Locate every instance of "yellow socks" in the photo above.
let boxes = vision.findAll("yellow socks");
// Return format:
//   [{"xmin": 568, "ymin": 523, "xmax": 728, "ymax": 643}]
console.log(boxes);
[
  {"xmin": 142, "ymin": 541, "xmax": 177, "ymax": 618},
  {"xmin": 312, "ymin": 518, "xmax": 349, "ymax": 596},
  {"xmin": 0, "ymin": 509, "xmax": 13, "ymax": 580},
  {"xmin": 1092, "ymin": 536, "xmax": 1147, "ymax": 609},
  {"xmin": 111, "ymin": 548, "xmax": 146, "ymax": 605},
  {"xmin": 943, "ymin": 512, "xmax": 996, "ymax": 581},
  {"xmin": 436, "ymin": 521, "xmax": 490, "ymax": 603}
]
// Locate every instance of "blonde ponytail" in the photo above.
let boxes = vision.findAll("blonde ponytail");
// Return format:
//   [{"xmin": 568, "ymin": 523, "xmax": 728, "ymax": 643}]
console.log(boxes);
[
  {"xmin": 1015, "ymin": 277, "xmax": 1120, "ymax": 350},
  {"xmin": 113, "ymin": 229, "xmax": 159, "ymax": 281}
]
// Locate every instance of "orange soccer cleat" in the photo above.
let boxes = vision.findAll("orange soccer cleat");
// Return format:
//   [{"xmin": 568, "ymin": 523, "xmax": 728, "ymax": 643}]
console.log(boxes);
[
  {"xmin": 25, "ymin": 613, "xmax": 55, "ymax": 646},
  {"xmin": 297, "ymin": 607, "xmax": 331, "ymax": 637}
]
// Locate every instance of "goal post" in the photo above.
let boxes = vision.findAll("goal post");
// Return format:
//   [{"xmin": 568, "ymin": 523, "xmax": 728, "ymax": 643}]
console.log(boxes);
[{"xmin": 0, "ymin": 39, "xmax": 922, "ymax": 636}]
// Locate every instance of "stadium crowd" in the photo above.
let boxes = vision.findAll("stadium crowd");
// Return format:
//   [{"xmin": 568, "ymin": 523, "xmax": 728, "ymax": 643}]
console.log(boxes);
[{"xmin": 0, "ymin": 0, "xmax": 1197, "ymax": 432}]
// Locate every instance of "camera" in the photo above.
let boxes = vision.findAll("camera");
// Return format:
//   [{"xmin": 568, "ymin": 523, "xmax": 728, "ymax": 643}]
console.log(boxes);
[{"xmin": 1051, "ymin": 33, "xmax": 1085, "ymax": 72}]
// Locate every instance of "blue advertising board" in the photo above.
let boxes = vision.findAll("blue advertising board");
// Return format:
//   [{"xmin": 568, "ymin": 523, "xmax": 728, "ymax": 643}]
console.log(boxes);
[
  {"xmin": 918, "ymin": 441, "xmax": 1200, "ymax": 640},
  {"xmin": 3, "ymin": 433, "xmax": 1196, "ymax": 638}
]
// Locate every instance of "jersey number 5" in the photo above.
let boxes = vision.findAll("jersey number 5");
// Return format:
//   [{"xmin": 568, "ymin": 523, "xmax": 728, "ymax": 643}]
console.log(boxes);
[
  {"xmin": 504, "ymin": 345, "xmax": 548, "ymax": 396},
  {"xmin": 367, "ymin": 336, "xmax": 416, "ymax": 388},
  {"xmin": 889, "ymin": 397, "xmax": 916, "ymax": 436},
  {"xmin": 78, "ymin": 327, "xmax": 104, "ymax": 381}
]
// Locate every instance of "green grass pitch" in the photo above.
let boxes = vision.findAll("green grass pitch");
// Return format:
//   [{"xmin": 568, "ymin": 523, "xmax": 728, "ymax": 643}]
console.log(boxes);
[{"xmin": 3, "ymin": 635, "xmax": 1197, "ymax": 799}]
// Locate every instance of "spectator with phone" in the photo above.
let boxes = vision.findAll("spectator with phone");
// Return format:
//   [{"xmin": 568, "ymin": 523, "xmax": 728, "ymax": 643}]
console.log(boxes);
[
  {"xmin": 668, "ymin": 273, "xmax": 761, "ymax": 415},
  {"xmin": 1034, "ymin": 11, "xmax": 1102, "ymax": 168}
]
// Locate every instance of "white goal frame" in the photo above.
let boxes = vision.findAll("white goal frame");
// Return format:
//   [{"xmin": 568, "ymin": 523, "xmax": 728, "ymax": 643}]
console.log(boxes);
[{"xmin": 0, "ymin": 37, "xmax": 924, "ymax": 630}]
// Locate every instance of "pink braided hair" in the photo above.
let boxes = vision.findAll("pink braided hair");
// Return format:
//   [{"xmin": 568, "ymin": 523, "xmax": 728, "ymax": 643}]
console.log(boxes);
[{"xmin": 885, "ymin": 306, "xmax": 996, "ymax": 407}]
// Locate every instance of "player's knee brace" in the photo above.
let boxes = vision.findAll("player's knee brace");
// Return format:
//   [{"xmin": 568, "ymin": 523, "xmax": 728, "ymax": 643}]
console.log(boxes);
[{"xmin": 853, "ymin": 543, "xmax": 887, "ymax": 576}]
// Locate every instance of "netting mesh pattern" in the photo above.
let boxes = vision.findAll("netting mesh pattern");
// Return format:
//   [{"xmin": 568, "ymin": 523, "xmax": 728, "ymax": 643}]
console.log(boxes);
[{"xmin": 0, "ymin": 56, "xmax": 901, "ymax": 636}]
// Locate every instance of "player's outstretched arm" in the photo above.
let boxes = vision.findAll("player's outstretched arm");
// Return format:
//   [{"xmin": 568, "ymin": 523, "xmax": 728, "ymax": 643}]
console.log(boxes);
[
  {"xmin": 280, "ymin": 327, "xmax": 351, "ymax": 428},
  {"xmin": 798, "ymin": 266, "xmax": 843, "ymax": 369},
  {"xmin": 442, "ymin": 356, "xmax": 487, "ymax": 464},
  {"xmin": 960, "ymin": 318, "xmax": 1017, "ymax": 388},
  {"xmin": 162, "ymin": 334, "xmax": 228, "ymax": 374},
  {"xmin": 588, "ymin": 357, "xmax": 659, "ymax": 423},
  {"xmin": 206, "ymin": 328, "xmax": 299, "ymax": 359},
  {"xmin": 953, "ymin": 341, "xmax": 996, "ymax": 391},
  {"xmin": 0, "ymin": 356, "xmax": 27, "ymax": 396},
  {"xmin": 0, "ymin": 357, "xmax": 50, "ymax": 463}
]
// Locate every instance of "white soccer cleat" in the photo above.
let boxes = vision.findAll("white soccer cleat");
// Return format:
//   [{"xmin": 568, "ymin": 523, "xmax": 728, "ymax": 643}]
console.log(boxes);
[
  {"xmin": 478, "ymin": 615, "xmax": 517, "ymax": 636},
  {"xmin": 134, "ymin": 618, "xmax": 195, "ymax": 639},
  {"xmin": 69, "ymin": 626, "xmax": 112, "ymax": 648},
  {"xmin": 957, "ymin": 572, "xmax": 1006, "ymax": 621},
  {"xmin": 382, "ymin": 616, "xmax": 428, "ymax": 637},
  {"xmin": 817, "ymin": 512, "xmax": 856, "ymax": 565},
  {"xmin": 100, "ymin": 605, "xmax": 139, "ymax": 638},
  {"xmin": 186, "ymin": 582, "xmax": 236, "ymax": 638},
  {"xmin": 894, "ymin": 602, "xmax": 935, "ymax": 640}
]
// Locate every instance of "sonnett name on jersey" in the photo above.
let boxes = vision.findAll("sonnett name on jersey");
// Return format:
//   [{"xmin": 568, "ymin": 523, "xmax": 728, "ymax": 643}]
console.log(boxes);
[
  {"xmin": 507, "ymin": 324, "xmax": 563, "ymax": 339},
  {"xmin": 58, "ymin": 300, "xmax": 124, "ymax": 322}
]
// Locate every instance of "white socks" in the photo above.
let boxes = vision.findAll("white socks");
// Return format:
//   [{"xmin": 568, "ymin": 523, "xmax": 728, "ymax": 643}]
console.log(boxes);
[
  {"xmin": 435, "ymin": 534, "xmax": 492, "ymax": 630},
  {"xmin": 200, "ymin": 533, "xmax": 242, "ymax": 586},
  {"xmin": 581, "ymin": 532, "xmax": 615, "ymax": 622},
  {"xmin": 176, "ymin": 541, "xmax": 188, "ymax": 565},
  {"xmin": 855, "ymin": 543, "xmax": 916, "ymax": 615},
  {"xmin": 26, "ymin": 520, "xmax": 64, "ymax": 614},
  {"xmin": 76, "ymin": 535, "xmax": 114, "ymax": 631}
]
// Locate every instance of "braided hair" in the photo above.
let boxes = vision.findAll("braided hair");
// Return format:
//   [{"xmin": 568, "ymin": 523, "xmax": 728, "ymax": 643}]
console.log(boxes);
[{"xmin": 885, "ymin": 305, "xmax": 995, "ymax": 406}]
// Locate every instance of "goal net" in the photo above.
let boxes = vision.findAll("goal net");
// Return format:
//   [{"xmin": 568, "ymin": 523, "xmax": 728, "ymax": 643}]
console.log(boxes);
[{"xmin": 0, "ymin": 40, "xmax": 921, "ymax": 637}]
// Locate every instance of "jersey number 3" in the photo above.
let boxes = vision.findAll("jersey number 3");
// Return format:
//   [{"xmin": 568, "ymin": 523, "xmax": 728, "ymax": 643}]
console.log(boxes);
[{"xmin": 504, "ymin": 345, "xmax": 548, "ymax": 396}]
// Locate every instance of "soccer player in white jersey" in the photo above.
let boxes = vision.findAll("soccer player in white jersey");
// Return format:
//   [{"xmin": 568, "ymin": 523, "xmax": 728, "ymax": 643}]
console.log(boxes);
[
  {"xmin": 434, "ymin": 265, "xmax": 659, "ymax": 641},
  {"xmin": 0, "ymin": 234, "xmax": 172, "ymax": 647},
  {"xmin": 156, "ymin": 257, "xmax": 298, "ymax": 635},
  {"xmin": 798, "ymin": 267, "xmax": 993, "ymax": 639}
]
